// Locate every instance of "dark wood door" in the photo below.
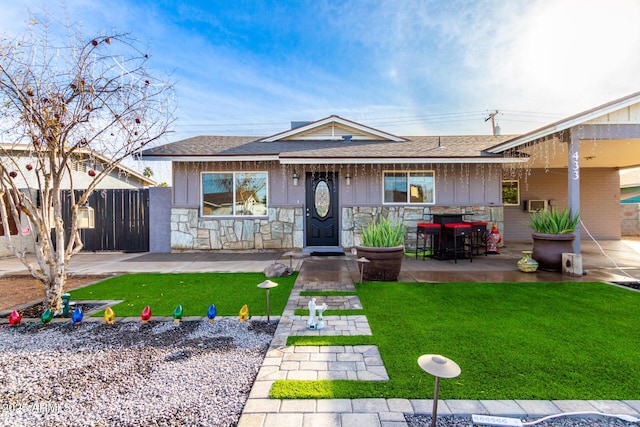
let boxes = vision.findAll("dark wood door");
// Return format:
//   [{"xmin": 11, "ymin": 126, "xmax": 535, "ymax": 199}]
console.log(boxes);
[{"xmin": 305, "ymin": 172, "xmax": 339, "ymax": 247}]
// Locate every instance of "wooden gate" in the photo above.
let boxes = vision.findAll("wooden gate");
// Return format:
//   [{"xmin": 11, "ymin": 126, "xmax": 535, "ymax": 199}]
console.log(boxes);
[{"xmin": 61, "ymin": 189, "xmax": 149, "ymax": 252}]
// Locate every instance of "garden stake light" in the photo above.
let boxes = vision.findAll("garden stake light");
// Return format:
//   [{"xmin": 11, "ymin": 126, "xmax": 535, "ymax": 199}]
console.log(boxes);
[
  {"xmin": 257, "ymin": 280, "xmax": 278, "ymax": 323},
  {"xmin": 418, "ymin": 354, "xmax": 461, "ymax": 427}
]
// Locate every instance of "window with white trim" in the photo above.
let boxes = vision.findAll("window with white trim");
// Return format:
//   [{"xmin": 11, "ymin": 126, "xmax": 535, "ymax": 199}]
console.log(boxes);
[
  {"xmin": 502, "ymin": 180, "xmax": 520, "ymax": 206},
  {"xmin": 201, "ymin": 172, "xmax": 268, "ymax": 216},
  {"xmin": 383, "ymin": 171, "xmax": 435, "ymax": 204}
]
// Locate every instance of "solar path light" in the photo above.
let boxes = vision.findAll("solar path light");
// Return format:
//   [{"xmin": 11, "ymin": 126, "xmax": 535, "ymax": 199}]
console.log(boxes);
[
  {"xmin": 418, "ymin": 354, "xmax": 461, "ymax": 427},
  {"xmin": 257, "ymin": 280, "xmax": 278, "ymax": 323}
]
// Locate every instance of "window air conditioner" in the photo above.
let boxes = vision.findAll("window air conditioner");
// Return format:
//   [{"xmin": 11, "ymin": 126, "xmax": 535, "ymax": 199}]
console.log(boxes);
[{"xmin": 527, "ymin": 200, "xmax": 548, "ymax": 212}]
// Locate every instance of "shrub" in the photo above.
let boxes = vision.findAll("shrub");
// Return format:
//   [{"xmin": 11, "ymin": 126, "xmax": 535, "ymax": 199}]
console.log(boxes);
[
  {"xmin": 360, "ymin": 218, "xmax": 406, "ymax": 247},
  {"xmin": 529, "ymin": 207, "xmax": 579, "ymax": 234}
]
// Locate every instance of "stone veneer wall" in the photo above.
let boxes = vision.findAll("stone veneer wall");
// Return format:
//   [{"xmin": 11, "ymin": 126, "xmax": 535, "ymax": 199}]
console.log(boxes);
[
  {"xmin": 171, "ymin": 207, "xmax": 304, "ymax": 250},
  {"xmin": 341, "ymin": 205, "xmax": 504, "ymax": 250}
]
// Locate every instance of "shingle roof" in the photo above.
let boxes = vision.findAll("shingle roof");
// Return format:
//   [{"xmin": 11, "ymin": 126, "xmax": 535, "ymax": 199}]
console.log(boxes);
[{"xmin": 141, "ymin": 134, "xmax": 517, "ymax": 162}]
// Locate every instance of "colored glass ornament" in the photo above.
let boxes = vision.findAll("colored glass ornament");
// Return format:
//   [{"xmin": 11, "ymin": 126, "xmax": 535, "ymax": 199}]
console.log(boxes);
[
  {"xmin": 207, "ymin": 304, "xmax": 217, "ymax": 322},
  {"xmin": 173, "ymin": 305, "xmax": 183, "ymax": 323},
  {"xmin": 9, "ymin": 310, "xmax": 22, "ymax": 326},
  {"xmin": 239, "ymin": 304, "xmax": 249, "ymax": 322},
  {"xmin": 41, "ymin": 308, "xmax": 53, "ymax": 324},
  {"xmin": 72, "ymin": 307, "xmax": 83, "ymax": 323},
  {"xmin": 104, "ymin": 306, "xmax": 115, "ymax": 324},
  {"xmin": 141, "ymin": 305, "xmax": 152, "ymax": 323}
]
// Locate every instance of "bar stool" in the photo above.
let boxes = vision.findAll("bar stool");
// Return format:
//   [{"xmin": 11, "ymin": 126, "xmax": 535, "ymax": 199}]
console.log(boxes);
[
  {"xmin": 467, "ymin": 221, "xmax": 488, "ymax": 256},
  {"xmin": 443, "ymin": 223, "xmax": 472, "ymax": 263},
  {"xmin": 416, "ymin": 223, "xmax": 441, "ymax": 260}
]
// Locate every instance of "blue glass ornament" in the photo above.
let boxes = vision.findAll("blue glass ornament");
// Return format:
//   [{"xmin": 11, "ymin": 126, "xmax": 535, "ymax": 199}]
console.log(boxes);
[
  {"xmin": 72, "ymin": 307, "xmax": 83, "ymax": 323},
  {"xmin": 207, "ymin": 304, "xmax": 217, "ymax": 322}
]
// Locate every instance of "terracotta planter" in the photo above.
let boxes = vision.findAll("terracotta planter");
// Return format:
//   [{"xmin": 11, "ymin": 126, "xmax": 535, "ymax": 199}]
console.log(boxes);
[
  {"xmin": 355, "ymin": 245, "xmax": 404, "ymax": 281},
  {"xmin": 531, "ymin": 232, "xmax": 575, "ymax": 272}
]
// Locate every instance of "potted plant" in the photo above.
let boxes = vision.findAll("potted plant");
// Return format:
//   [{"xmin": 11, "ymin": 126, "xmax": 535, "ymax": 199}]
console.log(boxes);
[
  {"xmin": 528, "ymin": 207, "xmax": 580, "ymax": 272},
  {"xmin": 355, "ymin": 217, "xmax": 406, "ymax": 281}
]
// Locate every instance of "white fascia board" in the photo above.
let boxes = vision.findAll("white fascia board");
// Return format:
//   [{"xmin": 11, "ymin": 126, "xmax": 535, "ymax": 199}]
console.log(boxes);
[
  {"xmin": 279, "ymin": 157, "xmax": 527, "ymax": 165},
  {"xmin": 141, "ymin": 155, "xmax": 280, "ymax": 162}
]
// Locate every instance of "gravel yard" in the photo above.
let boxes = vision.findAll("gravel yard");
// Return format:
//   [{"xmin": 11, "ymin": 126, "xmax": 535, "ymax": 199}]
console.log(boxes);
[{"xmin": 0, "ymin": 319, "xmax": 276, "ymax": 427}]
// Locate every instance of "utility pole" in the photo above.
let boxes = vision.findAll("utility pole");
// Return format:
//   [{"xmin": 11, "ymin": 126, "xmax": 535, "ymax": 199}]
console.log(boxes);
[{"xmin": 485, "ymin": 110, "xmax": 499, "ymax": 136}]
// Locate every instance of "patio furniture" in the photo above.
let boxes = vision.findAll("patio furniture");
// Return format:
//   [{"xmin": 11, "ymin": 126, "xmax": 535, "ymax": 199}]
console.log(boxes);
[
  {"xmin": 416, "ymin": 223, "xmax": 441, "ymax": 260},
  {"xmin": 443, "ymin": 223, "xmax": 472, "ymax": 263},
  {"xmin": 467, "ymin": 221, "xmax": 488, "ymax": 256}
]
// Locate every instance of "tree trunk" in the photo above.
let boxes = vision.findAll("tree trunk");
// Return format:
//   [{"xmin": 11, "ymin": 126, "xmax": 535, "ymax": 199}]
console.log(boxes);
[{"xmin": 43, "ymin": 274, "xmax": 65, "ymax": 314}]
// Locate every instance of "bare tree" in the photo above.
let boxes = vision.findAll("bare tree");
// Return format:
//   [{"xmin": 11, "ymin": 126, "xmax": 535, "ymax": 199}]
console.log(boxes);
[{"xmin": 0, "ymin": 17, "xmax": 175, "ymax": 313}]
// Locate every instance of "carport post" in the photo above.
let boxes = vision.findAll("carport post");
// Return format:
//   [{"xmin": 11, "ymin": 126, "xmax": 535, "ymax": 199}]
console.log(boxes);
[{"xmin": 568, "ymin": 130, "xmax": 581, "ymax": 254}]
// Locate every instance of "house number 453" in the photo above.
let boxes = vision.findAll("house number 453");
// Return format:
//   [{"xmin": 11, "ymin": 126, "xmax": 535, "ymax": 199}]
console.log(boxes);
[{"xmin": 571, "ymin": 151, "xmax": 580, "ymax": 180}]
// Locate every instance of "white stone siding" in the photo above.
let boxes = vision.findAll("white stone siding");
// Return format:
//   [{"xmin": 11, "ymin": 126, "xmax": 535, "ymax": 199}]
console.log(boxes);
[{"xmin": 171, "ymin": 207, "xmax": 304, "ymax": 250}]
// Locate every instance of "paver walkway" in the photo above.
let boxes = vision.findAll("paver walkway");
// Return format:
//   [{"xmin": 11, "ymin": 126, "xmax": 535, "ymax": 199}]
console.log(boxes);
[{"xmin": 238, "ymin": 256, "xmax": 640, "ymax": 427}]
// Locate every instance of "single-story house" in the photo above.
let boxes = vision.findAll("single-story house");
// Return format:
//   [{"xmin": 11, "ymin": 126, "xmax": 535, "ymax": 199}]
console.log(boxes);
[{"xmin": 141, "ymin": 92, "xmax": 640, "ymax": 254}]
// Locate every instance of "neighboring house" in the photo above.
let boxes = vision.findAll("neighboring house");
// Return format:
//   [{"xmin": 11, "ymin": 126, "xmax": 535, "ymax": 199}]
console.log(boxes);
[
  {"xmin": 0, "ymin": 144, "xmax": 155, "ymax": 190},
  {"xmin": 620, "ymin": 168, "xmax": 640, "ymax": 204},
  {"xmin": 0, "ymin": 145, "xmax": 155, "ymax": 256},
  {"xmin": 620, "ymin": 168, "xmax": 640, "ymax": 236},
  {"xmin": 142, "ymin": 92, "xmax": 640, "ymax": 254}
]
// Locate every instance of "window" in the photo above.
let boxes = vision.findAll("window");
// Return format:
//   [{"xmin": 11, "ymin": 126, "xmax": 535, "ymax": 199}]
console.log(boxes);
[
  {"xmin": 383, "ymin": 171, "xmax": 435, "ymax": 204},
  {"xmin": 502, "ymin": 180, "xmax": 520, "ymax": 206},
  {"xmin": 202, "ymin": 172, "xmax": 268, "ymax": 216}
]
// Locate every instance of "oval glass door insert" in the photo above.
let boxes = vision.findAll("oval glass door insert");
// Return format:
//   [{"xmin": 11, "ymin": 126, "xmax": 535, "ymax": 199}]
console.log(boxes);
[{"xmin": 315, "ymin": 181, "xmax": 330, "ymax": 218}]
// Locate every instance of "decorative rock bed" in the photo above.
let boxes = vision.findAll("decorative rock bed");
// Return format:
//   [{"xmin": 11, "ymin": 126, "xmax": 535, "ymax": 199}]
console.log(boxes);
[{"xmin": 0, "ymin": 319, "xmax": 276, "ymax": 427}]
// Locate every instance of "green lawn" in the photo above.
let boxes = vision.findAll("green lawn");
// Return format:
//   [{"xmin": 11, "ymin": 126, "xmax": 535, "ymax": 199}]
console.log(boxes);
[
  {"xmin": 272, "ymin": 281, "xmax": 640, "ymax": 400},
  {"xmin": 70, "ymin": 272, "xmax": 297, "ymax": 317}
]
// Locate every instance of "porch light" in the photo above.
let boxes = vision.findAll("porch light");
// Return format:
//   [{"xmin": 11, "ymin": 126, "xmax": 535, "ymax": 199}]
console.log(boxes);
[
  {"xmin": 292, "ymin": 172, "xmax": 299, "ymax": 186},
  {"xmin": 77, "ymin": 205, "xmax": 95, "ymax": 229},
  {"xmin": 345, "ymin": 174, "xmax": 352, "ymax": 186}
]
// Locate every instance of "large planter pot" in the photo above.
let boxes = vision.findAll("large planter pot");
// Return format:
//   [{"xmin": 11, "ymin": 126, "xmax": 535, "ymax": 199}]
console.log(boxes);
[
  {"xmin": 355, "ymin": 245, "xmax": 404, "ymax": 281},
  {"xmin": 531, "ymin": 232, "xmax": 575, "ymax": 272}
]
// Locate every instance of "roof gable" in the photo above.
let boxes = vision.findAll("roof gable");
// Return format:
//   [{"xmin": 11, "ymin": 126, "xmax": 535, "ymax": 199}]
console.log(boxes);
[{"xmin": 257, "ymin": 115, "xmax": 407, "ymax": 142}]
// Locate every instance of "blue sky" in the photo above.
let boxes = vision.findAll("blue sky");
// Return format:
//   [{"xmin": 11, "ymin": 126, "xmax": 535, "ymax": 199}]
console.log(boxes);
[{"xmin": 3, "ymin": 0, "xmax": 640, "ymax": 142}]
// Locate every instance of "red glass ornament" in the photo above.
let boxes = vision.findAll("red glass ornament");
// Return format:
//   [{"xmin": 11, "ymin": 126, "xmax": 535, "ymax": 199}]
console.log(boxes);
[
  {"xmin": 88, "ymin": 169, "xmax": 96, "ymax": 177},
  {"xmin": 26, "ymin": 164, "xmax": 33, "ymax": 171},
  {"xmin": 9, "ymin": 310, "xmax": 21, "ymax": 325},
  {"xmin": 9, "ymin": 171, "xmax": 17, "ymax": 178},
  {"xmin": 141, "ymin": 305, "xmax": 151, "ymax": 323}
]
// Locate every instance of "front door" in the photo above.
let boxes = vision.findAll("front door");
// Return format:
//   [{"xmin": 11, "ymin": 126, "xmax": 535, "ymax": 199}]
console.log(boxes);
[{"xmin": 305, "ymin": 172, "xmax": 339, "ymax": 247}]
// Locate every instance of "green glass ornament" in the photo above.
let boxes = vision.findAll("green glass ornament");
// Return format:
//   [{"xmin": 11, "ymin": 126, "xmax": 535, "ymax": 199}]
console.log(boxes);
[
  {"xmin": 173, "ymin": 305, "xmax": 183, "ymax": 323},
  {"xmin": 41, "ymin": 308, "xmax": 53, "ymax": 324}
]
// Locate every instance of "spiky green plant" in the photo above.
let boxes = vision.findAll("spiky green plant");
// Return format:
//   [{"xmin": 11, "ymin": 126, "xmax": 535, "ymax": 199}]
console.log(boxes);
[
  {"xmin": 529, "ymin": 207, "xmax": 580, "ymax": 234},
  {"xmin": 360, "ymin": 217, "xmax": 406, "ymax": 247}
]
